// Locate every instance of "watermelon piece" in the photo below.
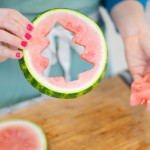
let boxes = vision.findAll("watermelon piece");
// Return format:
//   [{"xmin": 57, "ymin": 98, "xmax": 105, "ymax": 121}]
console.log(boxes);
[
  {"xmin": 0, "ymin": 120, "xmax": 47, "ymax": 150},
  {"xmin": 19, "ymin": 8, "xmax": 107, "ymax": 99},
  {"xmin": 130, "ymin": 73, "xmax": 150, "ymax": 111}
]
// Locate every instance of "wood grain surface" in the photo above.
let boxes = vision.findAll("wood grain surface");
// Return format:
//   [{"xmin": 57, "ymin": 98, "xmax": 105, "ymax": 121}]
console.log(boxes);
[{"xmin": 0, "ymin": 76, "xmax": 150, "ymax": 150}]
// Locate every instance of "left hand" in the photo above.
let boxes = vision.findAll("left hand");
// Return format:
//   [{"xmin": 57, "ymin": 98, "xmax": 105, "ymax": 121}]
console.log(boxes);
[{"xmin": 124, "ymin": 26, "xmax": 150, "ymax": 81}]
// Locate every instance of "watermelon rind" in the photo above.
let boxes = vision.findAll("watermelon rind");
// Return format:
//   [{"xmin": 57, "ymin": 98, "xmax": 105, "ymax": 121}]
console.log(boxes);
[
  {"xmin": 19, "ymin": 8, "xmax": 108, "ymax": 99},
  {"xmin": 0, "ymin": 119, "xmax": 47, "ymax": 150}
]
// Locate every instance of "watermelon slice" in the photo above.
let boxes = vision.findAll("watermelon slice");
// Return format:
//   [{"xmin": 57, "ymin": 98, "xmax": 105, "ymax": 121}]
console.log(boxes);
[
  {"xmin": 0, "ymin": 119, "xmax": 47, "ymax": 150},
  {"xmin": 19, "ymin": 8, "xmax": 107, "ymax": 99},
  {"xmin": 130, "ymin": 73, "xmax": 150, "ymax": 111}
]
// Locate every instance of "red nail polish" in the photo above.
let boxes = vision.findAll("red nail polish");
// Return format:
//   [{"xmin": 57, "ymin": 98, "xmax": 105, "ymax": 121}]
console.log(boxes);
[
  {"xmin": 21, "ymin": 41, "xmax": 27, "ymax": 47},
  {"xmin": 27, "ymin": 24, "xmax": 34, "ymax": 31},
  {"xmin": 25, "ymin": 33, "xmax": 32, "ymax": 40},
  {"xmin": 16, "ymin": 53, "xmax": 20, "ymax": 58}
]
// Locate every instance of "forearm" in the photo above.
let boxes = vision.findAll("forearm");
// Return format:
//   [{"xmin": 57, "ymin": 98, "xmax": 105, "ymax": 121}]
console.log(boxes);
[{"xmin": 110, "ymin": 1, "xmax": 149, "ymax": 39}]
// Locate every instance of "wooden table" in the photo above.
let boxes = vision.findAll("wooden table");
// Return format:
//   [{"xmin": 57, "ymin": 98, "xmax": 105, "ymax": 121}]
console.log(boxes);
[{"xmin": 0, "ymin": 76, "xmax": 150, "ymax": 150}]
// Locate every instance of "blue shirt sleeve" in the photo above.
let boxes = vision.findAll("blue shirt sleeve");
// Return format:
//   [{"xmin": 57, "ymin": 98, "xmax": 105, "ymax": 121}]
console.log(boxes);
[{"xmin": 104, "ymin": 0, "xmax": 148, "ymax": 13}]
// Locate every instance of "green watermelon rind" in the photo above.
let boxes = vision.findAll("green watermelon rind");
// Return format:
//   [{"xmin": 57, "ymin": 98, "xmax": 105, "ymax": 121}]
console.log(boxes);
[
  {"xmin": 19, "ymin": 8, "xmax": 108, "ymax": 99},
  {"xmin": 0, "ymin": 119, "xmax": 47, "ymax": 150}
]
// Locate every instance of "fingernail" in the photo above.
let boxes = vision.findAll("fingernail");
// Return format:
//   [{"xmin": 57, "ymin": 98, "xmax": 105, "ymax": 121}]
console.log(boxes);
[
  {"xmin": 25, "ymin": 33, "xmax": 32, "ymax": 40},
  {"xmin": 27, "ymin": 24, "xmax": 34, "ymax": 31},
  {"xmin": 16, "ymin": 52, "xmax": 20, "ymax": 58},
  {"xmin": 21, "ymin": 41, "xmax": 27, "ymax": 47}
]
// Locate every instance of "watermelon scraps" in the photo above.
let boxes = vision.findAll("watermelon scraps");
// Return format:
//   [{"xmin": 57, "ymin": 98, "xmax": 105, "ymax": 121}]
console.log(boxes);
[{"xmin": 130, "ymin": 72, "xmax": 150, "ymax": 111}]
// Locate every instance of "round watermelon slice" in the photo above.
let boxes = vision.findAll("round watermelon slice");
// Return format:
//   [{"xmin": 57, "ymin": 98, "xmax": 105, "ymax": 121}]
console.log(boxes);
[
  {"xmin": 19, "ymin": 8, "xmax": 107, "ymax": 99},
  {"xmin": 0, "ymin": 119, "xmax": 47, "ymax": 150}
]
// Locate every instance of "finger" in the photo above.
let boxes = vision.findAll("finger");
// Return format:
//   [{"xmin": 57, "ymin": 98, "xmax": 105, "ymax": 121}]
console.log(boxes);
[
  {"xmin": 130, "ymin": 94, "xmax": 141, "ymax": 106},
  {"xmin": 10, "ymin": 9, "xmax": 34, "ymax": 32},
  {"xmin": 3, "ymin": 18, "xmax": 32, "ymax": 41},
  {"xmin": 140, "ymin": 31, "xmax": 150, "ymax": 57},
  {"xmin": 0, "ymin": 45, "xmax": 23, "ymax": 59},
  {"xmin": 129, "ymin": 66, "xmax": 145, "ymax": 81},
  {"xmin": 146, "ymin": 103, "xmax": 150, "ymax": 111},
  {"xmin": 132, "ymin": 74, "xmax": 143, "ymax": 81},
  {"xmin": 0, "ymin": 29, "xmax": 28, "ymax": 49},
  {"xmin": 0, "ymin": 56, "xmax": 7, "ymax": 62}
]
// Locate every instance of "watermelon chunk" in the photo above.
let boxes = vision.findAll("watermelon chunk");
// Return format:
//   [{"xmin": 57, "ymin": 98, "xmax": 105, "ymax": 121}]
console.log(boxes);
[{"xmin": 130, "ymin": 73, "xmax": 150, "ymax": 111}]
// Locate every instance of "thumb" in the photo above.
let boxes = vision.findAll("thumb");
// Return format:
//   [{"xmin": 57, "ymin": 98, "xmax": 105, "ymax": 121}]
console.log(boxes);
[
  {"xmin": 132, "ymin": 73, "xmax": 143, "ymax": 81},
  {"xmin": 140, "ymin": 31, "xmax": 150, "ymax": 57}
]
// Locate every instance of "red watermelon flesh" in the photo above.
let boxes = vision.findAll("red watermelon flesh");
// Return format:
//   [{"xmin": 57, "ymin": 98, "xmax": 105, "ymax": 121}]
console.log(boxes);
[
  {"xmin": 29, "ymin": 10, "xmax": 103, "ymax": 89},
  {"xmin": 0, "ymin": 120, "xmax": 47, "ymax": 150},
  {"xmin": 130, "ymin": 73, "xmax": 150, "ymax": 111}
]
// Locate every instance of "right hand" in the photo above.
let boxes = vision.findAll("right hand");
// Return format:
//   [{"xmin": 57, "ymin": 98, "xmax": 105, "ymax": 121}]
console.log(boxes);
[{"xmin": 0, "ymin": 8, "xmax": 34, "ymax": 62}]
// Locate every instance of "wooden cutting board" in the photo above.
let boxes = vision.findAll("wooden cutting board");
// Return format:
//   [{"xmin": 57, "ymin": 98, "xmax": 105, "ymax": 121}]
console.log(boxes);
[{"xmin": 0, "ymin": 76, "xmax": 150, "ymax": 150}]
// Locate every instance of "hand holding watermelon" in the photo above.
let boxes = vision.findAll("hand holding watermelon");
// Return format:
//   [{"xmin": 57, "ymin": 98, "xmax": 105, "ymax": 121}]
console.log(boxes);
[
  {"xmin": 0, "ymin": 8, "xmax": 33, "ymax": 62},
  {"xmin": 111, "ymin": 1, "xmax": 150, "ymax": 81},
  {"xmin": 124, "ymin": 33, "xmax": 150, "ymax": 110},
  {"xmin": 111, "ymin": 1, "xmax": 150, "ymax": 110}
]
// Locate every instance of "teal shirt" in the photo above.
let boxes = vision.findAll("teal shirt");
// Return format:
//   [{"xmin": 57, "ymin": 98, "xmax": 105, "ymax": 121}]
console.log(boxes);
[
  {"xmin": 1, "ymin": 0, "xmax": 101, "ymax": 21},
  {"xmin": 0, "ymin": 0, "xmax": 110, "ymax": 108}
]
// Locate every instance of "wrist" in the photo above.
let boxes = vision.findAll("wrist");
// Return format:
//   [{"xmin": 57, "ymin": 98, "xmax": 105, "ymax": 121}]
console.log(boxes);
[{"xmin": 111, "ymin": 1, "xmax": 149, "ymax": 39}]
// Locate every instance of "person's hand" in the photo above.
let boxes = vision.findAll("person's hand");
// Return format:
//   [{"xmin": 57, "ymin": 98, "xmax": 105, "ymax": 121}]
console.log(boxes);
[
  {"xmin": 124, "ymin": 26, "xmax": 150, "ymax": 80},
  {"xmin": 111, "ymin": 1, "xmax": 149, "ymax": 80},
  {"xmin": 0, "ymin": 8, "xmax": 34, "ymax": 62}
]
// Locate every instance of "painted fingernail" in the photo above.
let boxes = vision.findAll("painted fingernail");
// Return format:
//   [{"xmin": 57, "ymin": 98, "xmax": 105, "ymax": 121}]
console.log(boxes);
[
  {"xmin": 25, "ymin": 33, "xmax": 32, "ymax": 40},
  {"xmin": 16, "ymin": 52, "xmax": 20, "ymax": 58},
  {"xmin": 27, "ymin": 24, "xmax": 34, "ymax": 31},
  {"xmin": 21, "ymin": 41, "xmax": 27, "ymax": 47}
]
